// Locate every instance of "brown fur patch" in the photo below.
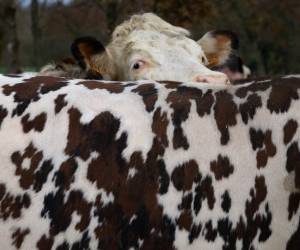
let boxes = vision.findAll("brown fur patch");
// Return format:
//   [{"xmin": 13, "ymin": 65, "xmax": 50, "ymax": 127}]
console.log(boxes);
[
  {"xmin": 78, "ymin": 80, "xmax": 125, "ymax": 93},
  {"xmin": 221, "ymin": 190, "xmax": 231, "ymax": 213},
  {"xmin": 21, "ymin": 113, "xmax": 47, "ymax": 133},
  {"xmin": 214, "ymin": 91, "xmax": 238, "ymax": 145},
  {"xmin": 36, "ymin": 235, "xmax": 54, "ymax": 250},
  {"xmin": 0, "ymin": 106, "xmax": 8, "ymax": 128},
  {"xmin": 204, "ymin": 220, "xmax": 217, "ymax": 242},
  {"xmin": 11, "ymin": 228, "xmax": 30, "ymax": 248},
  {"xmin": 288, "ymin": 193, "xmax": 300, "ymax": 220},
  {"xmin": 0, "ymin": 184, "xmax": 31, "ymax": 220},
  {"xmin": 194, "ymin": 175, "xmax": 216, "ymax": 213},
  {"xmin": 257, "ymin": 131, "xmax": 276, "ymax": 168},
  {"xmin": 152, "ymin": 108, "xmax": 169, "ymax": 149},
  {"xmin": 196, "ymin": 90, "xmax": 214, "ymax": 117},
  {"xmin": 11, "ymin": 143, "xmax": 43, "ymax": 190},
  {"xmin": 10, "ymin": 143, "xmax": 53, "ymax": 192},
  {"xmin": 171, "ymin": 160, "xmax": 199, "ymax": 191},
  {"xmin": 267, "ymin": 78, "xmax": 300, "ymax": 113},
  {"xmin": 210, "ymin": 155, "xmax": 234, "ymax": 180},
  {"xmin": 177, "ymin": 210, "xmax": 192, "ymax": 231},
  {"xmin": 249, "ymin": 129, "xmax": 277, "ymax": 168},
  {"xmin": 246, "ymin": 176, "xmax": 267, "ymax": 218},
  {"xmin": 189, "ymin": 223, "xmax": 202, "ymax": 243},
  {"xmin": 284, "ymin": 119, "xmax": 298, "ymax": 145},
  {"xmin": 286, "ymin": 142, "xmax": 300, "ymax": 189},
  {"xmin": 2, "ymin": 76, "xmax": 67, "ymax": 116},
  {"xmin": 41, "ymin": 189, "xmax": 92, "ymax": 235},
  {"xmin": 287, "ymin": 218, "xmax": 300, "ymax": 250},
  {"xmin": 239, "ymin": 93, "xmax": 262, "ymax": 124},
  {"xmin": 54, "ymin": 158, "xmax": 78, "ymax": 190},
  {"xmin": 235, "ymin": 78, "xmax": 271, "ymax": 98},
  {"xmin": 65, "ymin": 108, "xmax": 123, "ymax": 161},
  {"xmin": 54, "ymin": 94, "xmax": 67, "ymax": 114},
  {"xmin": 167, "ymin": 86, "xmax": 204, "ymax": 149},
  {"xmin": 132, "ymin": 84, "xmax": 158, "ymax": 112}
]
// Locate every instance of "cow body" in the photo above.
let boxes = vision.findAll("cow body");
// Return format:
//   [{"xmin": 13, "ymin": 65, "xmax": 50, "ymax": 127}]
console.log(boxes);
[{"xmin": 0, "ymin": 74, "xmax": 299, "ymax": 250}]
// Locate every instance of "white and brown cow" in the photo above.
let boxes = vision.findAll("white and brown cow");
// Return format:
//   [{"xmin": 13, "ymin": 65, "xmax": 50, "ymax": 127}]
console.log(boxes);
[
  {"xmin": 40, "ymin": 13, "xmax": 238, "ymax": 84},
  {"xmin": 212, "ymin": 54, "xmax": 252, "ymax": 81},
  {"xmin": 0, "ymin": 73, "xmax": 299, "ymax": 250}
]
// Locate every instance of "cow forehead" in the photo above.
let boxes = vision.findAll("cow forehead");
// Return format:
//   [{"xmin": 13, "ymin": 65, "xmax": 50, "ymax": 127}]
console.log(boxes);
[
  {"xmin": 123, "ymin": 30, "xmax": 205, "ymax": 60},
  {"xmin": 112, "ymin": 12, "xmax": 190, "ymax": 41}
]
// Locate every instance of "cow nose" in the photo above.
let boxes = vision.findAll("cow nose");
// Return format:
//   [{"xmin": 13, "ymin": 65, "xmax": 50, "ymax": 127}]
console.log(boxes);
[{"xmin": 192, "ymin": 73, "xmax": 230, "ymax": 85}]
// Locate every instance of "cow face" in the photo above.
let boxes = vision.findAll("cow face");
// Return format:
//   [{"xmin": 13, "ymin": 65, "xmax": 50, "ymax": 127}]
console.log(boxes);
[{"xmin": 71, "ymin": 14, "xmax": 237, "ymax": 84}]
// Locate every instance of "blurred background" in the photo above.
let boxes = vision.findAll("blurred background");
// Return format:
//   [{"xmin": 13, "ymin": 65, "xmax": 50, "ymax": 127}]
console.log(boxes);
[{"xmin": 0, "ymin": 0, "xmax": 299, "ymax": 76}]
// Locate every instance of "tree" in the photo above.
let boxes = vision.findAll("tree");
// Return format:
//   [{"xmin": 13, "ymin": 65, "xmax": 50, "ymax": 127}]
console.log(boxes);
[
  {"xmin": 31, "ymin": 0, "xmax": 41, "ymax": 70},
  {"xmin": 0, "ymin": 0, "xmax": 20, "ymax": 73}
]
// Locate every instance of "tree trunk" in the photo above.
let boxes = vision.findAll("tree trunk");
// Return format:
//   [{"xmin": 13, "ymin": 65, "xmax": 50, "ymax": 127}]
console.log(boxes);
[
  {"xmin": 4, "ymin": 0, "xmax": 20, "ymax": 73},
  {"xmin": 31, "ymin": 0, "xmax": 40, "ymax": 70}
]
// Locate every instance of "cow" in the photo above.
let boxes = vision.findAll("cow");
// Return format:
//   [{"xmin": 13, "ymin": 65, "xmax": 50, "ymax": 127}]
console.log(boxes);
[
  {"xmin": 39, "ymin": 13, "xmax": 239, "ymax": 84},
  {"xmin": 212, "ymin": 54, "xmax": 252, "ymax": 81},
  {"xmin": 0, "ymin": 73, "xmax": 299, "ymax": 250},
  {"xmin": 206, "ymin": 30, "xmax": 251, "ymax": 82}
]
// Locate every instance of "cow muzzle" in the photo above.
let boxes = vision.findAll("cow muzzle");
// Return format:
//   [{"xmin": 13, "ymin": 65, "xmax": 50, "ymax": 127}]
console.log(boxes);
[{"xmin": 192, "ymin": 72, "xmax": 230, "ymax": 85}]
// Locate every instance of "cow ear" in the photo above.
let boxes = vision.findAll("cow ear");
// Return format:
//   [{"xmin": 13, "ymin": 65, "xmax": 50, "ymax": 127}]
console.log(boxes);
[
  {"xmin": 71, "ymin": 37, "xmax": 115, "ymax": 79},
  {"xmin": 71, "ymin": 36, "xmax": 106, "ymax": 69},
  {"xmin": 198, "ymin": 30, "xmax": 239, "ymax": 68}
]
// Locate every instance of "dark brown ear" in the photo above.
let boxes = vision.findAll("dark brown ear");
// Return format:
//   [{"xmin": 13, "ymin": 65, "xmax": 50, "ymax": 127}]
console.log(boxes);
[
  {"xmin": 198, "ymin": 30, "xmax": 239, "ymax": 68},
  {"xmin": 71, "ymin": 36, "xmax": 106, "ymax": 70},
  {"xmin": 85, "ymin": 69, "xmax": 103, "ymax": 80}
]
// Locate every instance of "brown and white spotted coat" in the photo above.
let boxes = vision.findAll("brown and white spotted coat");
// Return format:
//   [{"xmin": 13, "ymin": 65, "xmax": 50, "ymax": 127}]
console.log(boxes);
[{"xmin": 0, "ymin": 74, "xmax": 299, "ymax": 250}]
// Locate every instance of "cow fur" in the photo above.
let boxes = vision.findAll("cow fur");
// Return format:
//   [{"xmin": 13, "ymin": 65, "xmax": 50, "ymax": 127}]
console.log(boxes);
[{"xmin": 0, "ymin": 74, "xmax": 299, "ymax": 249}]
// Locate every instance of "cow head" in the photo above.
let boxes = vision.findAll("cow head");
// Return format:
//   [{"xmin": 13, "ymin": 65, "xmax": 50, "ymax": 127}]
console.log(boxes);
[{"xmin": 71, "ymin": 13, "xmax": 237, "ymax": 84}]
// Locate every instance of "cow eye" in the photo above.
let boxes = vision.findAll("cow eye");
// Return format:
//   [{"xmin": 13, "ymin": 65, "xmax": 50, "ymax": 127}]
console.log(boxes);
[
  {"xmin": 131, "ymin": 60, "xmax": 145, "ymax": 71},
  {"xmin": 133, "ymin": 63, "xmax": 140, "ymax": 69}
]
